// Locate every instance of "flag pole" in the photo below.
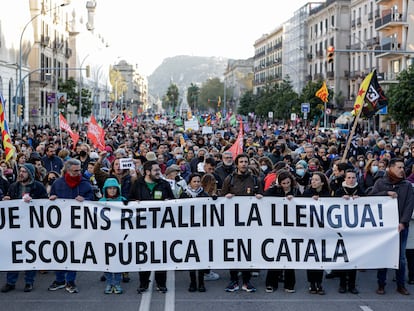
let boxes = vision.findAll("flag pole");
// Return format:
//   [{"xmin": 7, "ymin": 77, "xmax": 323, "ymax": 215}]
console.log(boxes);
[
  {"xmin": 58, "ymin": 113, "xmax": 63, "ymax": 148},
  {"xmin": 341, "ymin": 108, "xmax": 362, "ymax": 162}
]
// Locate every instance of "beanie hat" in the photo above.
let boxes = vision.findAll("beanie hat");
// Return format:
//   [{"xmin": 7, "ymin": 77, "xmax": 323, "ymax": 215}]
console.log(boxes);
[
  {"xmin": 295, "ymin": 160, "xmax": 308, "ymax": 170},
  {"xmin": 21, "ymin": 163, "xmax": 35, "ymax": 181}
]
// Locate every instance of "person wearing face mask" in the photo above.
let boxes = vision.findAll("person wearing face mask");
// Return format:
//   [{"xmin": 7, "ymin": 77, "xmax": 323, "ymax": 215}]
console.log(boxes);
[
  {"xmin": 164, "ymin": 164, "xmax": 187, "ymax": 198},
  {"xmin": 75, "ymin": 143, "xmax": 92, "ymax": 174},
  {"xmin": 190, "ymin": 148, "xmax": 208, "ymax": 173},
  {"xmin": 166, "ymin": 147, "xmax": 184, "ymax": 167},
  {"xmin": 362, "ymin": 159, "xmax": 379, "ymax": 194},
  {"xmin": 293, "ymin": 160, "xmax": 311, "ymax": 194},
  {"xmin": 43, "ymin": 171, "xmax": 60, "ymax": 195}
]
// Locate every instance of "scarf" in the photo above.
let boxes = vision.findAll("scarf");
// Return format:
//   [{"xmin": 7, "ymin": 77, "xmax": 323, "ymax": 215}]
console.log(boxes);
[
  {"xmin": 388, "ymin": 170, "xmax": 404, "ymax": 185},
  {"xmin": 64, "ymin": 173, "xmax": 82, "ymax": 188},
  {"xmin": 185, "ymin": 186, "xmax": 204, "ymax": 198}
]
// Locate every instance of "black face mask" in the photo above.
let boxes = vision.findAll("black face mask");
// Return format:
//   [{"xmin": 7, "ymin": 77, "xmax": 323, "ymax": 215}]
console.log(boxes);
[
  {"xmin": 175, "ymin": 175, "xmax": 181, "ymax": 182},
  {"xmin": 48, "ymin": 178, "xmax": 56, "ymax": 185},
  {"xmin": 198, "ymin": 156, "xmax": 204, "ymax": 162},
  {"xmin": 79, "ymin": 151, "xmax": 87, "ymax": 157}
]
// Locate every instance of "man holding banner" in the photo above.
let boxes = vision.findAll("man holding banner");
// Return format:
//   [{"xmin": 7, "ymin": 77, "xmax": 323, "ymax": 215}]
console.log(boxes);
[
  {"xmin": 369, "ymin": 158, "xmax": 414, "ymax": 295},
  {"xmin": 47, "ymin": 159, "xmax": 94, "ymax": 294},
  {"xmin": 1, "ymin": 163, "xmax": 48, "ymax": 293},
  {"xmin": 129, "ymin": 160, "xmax": 175, "ymax": 294},
  {"xmin": 221, "ymin": 153, "xmax": 264, "ymax": 293}
]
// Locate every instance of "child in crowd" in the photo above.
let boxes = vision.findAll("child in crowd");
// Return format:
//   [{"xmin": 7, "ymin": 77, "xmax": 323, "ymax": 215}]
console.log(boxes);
[{"xmin": 100, "ymin": 178, "xmax": 126, "ymax": 294}]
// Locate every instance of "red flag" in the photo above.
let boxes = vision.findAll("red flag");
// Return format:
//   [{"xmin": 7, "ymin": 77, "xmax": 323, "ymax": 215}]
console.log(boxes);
[
  {"xmin": 228, "ymin": 118, "xmax": 244, "ymax": 160},
  {"xmin": 59, "ymin": 114, "xmax": 79, "ymax": 149},
  {"xmin": 123, "ymin": 112, "xmax": 132, "ymax": 126},
  {"xmin": 87, "ymin": 116, "xmax": 106, "ymax": 151}
]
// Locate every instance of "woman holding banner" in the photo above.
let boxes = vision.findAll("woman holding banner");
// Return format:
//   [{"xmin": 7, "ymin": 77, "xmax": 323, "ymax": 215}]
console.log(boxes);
[
  {"xmin": 334, "ymin": 169, "xmax": 364, "ymax": 294},
  {"xmin": 263, "ymin": 169, "xmax": 300, "ymax": 293},
  {"xmin": 302, "ymin": 171, "xmax": 331, "ymax": 295},
  {"xmin": 180, "ymin": 173, "xmax": 210, "ymax": 292}
]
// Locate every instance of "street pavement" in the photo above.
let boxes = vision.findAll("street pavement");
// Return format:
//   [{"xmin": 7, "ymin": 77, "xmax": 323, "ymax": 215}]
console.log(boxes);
[{"xmin": 0, "ymin": 269, "xmax": 413, "ymax": 311}]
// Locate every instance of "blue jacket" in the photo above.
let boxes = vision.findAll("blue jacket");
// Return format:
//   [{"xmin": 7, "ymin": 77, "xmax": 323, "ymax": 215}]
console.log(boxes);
[
  {"xmin": 42, "ymin": 155, "xmax": 64, "ymax": 173},
  {"xmin": 50, "ymin": 176, "xmax": 94, "ymax": 200}
]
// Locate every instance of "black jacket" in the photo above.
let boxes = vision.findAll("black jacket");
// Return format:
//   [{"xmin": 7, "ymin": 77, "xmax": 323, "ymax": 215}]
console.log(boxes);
[
  {"xmin": 129, "ymin": 176, "xmax": 174, "ymax": 201},
  {"xmin": 7, "ymin": 180, "xmax": 48, "ymax": 200},
  {"xmin": 369, "ymin": 175, "xmax": 414, "ymax": 225}
]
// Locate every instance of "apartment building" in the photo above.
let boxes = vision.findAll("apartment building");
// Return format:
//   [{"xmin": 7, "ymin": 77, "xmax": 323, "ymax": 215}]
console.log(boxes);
[{"xmin": 223, "ymin": 58, "xmax": 254, "ymax": 112}]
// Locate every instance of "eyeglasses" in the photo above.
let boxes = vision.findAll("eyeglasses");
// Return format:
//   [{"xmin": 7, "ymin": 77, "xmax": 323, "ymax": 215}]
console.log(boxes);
[{"xmin": 71, "ymin": 169, "xmax": 81, "ymax": 172}]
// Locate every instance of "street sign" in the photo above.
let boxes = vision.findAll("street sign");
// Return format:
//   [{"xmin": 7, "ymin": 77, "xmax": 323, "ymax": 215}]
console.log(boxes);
[
  {"xmin": 378, "ymin": 105, "xmax": 388, "ymax": 115},
  {"xmin": 290, "ymin": 113, "xmax": 297, "ymax": 121},
  {"xmin": 301, "ymin": 103, "xmax": 310, "ymax": 113},
  {"xmin": 268, "ymin": 111, "xmax": 273, "ymax": 118}
]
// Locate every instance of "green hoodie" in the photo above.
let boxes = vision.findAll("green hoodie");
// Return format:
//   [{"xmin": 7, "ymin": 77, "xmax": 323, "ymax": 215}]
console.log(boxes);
[{"xmin": 99, "ymin": 178, "xmax": 126, "ymax": 202}]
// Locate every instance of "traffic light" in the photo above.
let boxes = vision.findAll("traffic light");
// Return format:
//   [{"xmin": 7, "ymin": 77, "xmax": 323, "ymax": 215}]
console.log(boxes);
[
  {"xmin": 17, "ymin": 104, "xmax": 22, "ymax": 117},
  {"xmin": 85, "ymin": 65, "xmax": 90, "ymax": 78},
  {"xmin": 327, "ymin": 46, "xmax": 335, "ymax": 64}
]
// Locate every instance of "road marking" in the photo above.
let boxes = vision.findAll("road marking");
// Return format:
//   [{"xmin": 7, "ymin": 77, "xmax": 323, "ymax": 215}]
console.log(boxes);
[
  {"xmin": 360, "ymin": 306, "xmax": 373, "ymax": 311},
  {"xmin": 138, "ymin": 272, "xmax": 154, "ymax": 311},
  {"xmin": 165, "ymin": 271, "xmax": 175, "ymax": 311}
]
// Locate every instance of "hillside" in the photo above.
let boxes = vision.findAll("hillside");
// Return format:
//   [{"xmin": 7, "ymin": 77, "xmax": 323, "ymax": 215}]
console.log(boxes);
[{"xmin": 148, "ymin": 55, "xmax": 228, "ymax": 98}]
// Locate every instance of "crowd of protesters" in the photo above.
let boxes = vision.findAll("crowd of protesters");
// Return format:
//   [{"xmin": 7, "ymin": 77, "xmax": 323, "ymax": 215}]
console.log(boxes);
[{"xmin": 0, "ymin": 116, "xmax": 413, "ymax": 296}]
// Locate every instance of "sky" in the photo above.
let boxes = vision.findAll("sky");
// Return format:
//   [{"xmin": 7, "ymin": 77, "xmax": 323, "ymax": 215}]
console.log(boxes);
[{"xmin": 83, "ymin": 0, "xmax": 311, "ymax": 76}]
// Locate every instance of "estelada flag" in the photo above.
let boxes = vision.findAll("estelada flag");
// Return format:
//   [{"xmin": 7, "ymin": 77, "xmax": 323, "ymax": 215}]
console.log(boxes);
[
  {"xmin": 87, "ymin": 116, "xmax": 106, "ymax": 151},
  {"xmin": 228, "ymin": 117, "xmax": 244, "ymax": 160},
  {"xmin": 352, "ymin": 71, "xmax": 374, "ymax": 116},
  {"xmin": 361, "ymin": 70, "xmax": 388, "ymax": 118},
  {"xmin": 59, "ymin": 114, "xmax": 79, "ymax": 149},
  {"xmin": 315, "ymin": 81, "xmax": 329, "ymax": 103}
]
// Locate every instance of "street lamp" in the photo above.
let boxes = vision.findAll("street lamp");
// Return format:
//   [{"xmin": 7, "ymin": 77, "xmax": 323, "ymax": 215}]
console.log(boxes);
[
  {"xmin": 17, "ymin": 1, "xmax": 70, "ymax": 129},
  {"xmin": 79, "ymin": 54, "xmax": 90, "ymax": 123}
]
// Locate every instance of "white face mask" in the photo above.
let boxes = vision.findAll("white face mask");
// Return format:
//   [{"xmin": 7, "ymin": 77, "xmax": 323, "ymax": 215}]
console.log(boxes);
[
  {"xmin": 404, "ymin": 151, "xmax": 409, "ymax": 157},
  {"xmin": 359, "ymin": 161, "xmax": 365, "ymax": 168},
  {"xmin": 296, "ymin": 168, "xmax": 305, "ymax": 177},
  {"xmin": 176, "ymin": 154, "xmax": 183, "ymax": 160},
  {"xmin": 260, "ymin": 165, "xmax": 268, "ymax": 172},
  {"xmin": 371, "ymin": 166, "xmax": 379, "ymax": 174}
]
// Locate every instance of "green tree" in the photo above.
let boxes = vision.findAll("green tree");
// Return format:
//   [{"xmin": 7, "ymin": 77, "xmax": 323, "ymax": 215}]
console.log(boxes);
[
  {"xmin": 198, "ymin": 78, "xmax": 224, "ymax": 111},
  {"xmin": 162, "ymin": 83, "xmax": 180, "ymax": 113},
  {"xmin": 300, "ymin": 80, "xmax": 332, "ymax": 126},
  {"xmin": 387, "ymin": 65, "xmax": 414, "ymax": 134},
  {"xmin": 187, "ymin": 83, "xmax": 200, "ymax": 111},
  {"xmin": 58, "ymin": 77, "xmax": 92, "ymax": 118},
  {"xmin": 238, "ymin": 90, "xmax": 255, "ymax": 115}
]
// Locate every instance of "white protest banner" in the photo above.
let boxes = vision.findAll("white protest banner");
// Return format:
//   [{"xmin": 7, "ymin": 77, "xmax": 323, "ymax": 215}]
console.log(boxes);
[
  {"xmin": 0, "ymin": 196, "xmax": 398, "ymax": 272},
  {"xmin": 119, "ymin": 157, "xmax": 135, "ymax": 169},
  {"xmin": 202, "ymin": 126, "xmax": 213, "ymax": 134},
  {"xmin": 184, "ymin": 119, "xmax": 199, "ymax": 131}
]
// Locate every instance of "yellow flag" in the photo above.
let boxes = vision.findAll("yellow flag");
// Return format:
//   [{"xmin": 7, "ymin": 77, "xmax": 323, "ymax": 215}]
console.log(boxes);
[
  {"xmin": 352, "ymin": 71, "xmax": 374, "ymax": 115},
  {"xmin": 315, "ymin": 81, "xmax": 329, "ymax": 103}
]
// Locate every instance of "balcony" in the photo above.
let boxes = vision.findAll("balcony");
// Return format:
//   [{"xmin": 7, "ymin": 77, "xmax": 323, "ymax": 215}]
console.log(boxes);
[
  {"xmin": 314, "ymin": 73, "xmax": 324, "ymax": 80},
  {"xmin": 65, "ymin": 48, "xmax": 72, "ymax": 58},
  {"xmin": 40, "ymin": 35, "xmax": 50, "ymax": 47},
  {"xmin": 356, "ymin": 17, "xmax": 361, "ymax": 27},
  {"xmin": 327, "ymin": 71, "xmax": 334, "ymax": 79},
  {"xmin": 366, "ymin": 37, "xmax": 379, "ymax": 48},
  {"xmin": 375, "ymin": 42, "xmax": 402, "ymax": 58},
  {"xmin": 375, "ymin": 12, "xmax": 406, "ymax": 31},
  {"xmin": 307, "ymin": 53, "xmax": 313, "ymax": 61},
  {"xmin": 317, "ymin": 50, "xmax": 324, "ymax": 58},
  {"xmin": 351, "ymin": 20, "xmax": 356, "ymax": 28},
  {"xmin": 368, "ymin": 12, "xmax": 373, "ymax": 22}
]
